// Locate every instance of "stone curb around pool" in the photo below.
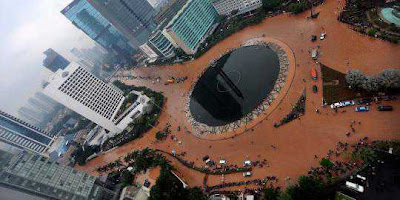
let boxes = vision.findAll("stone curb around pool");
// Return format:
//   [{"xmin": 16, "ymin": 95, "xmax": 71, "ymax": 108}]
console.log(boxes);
[{"xmin": 184, "ymin": 37, "xmax": 297, "ymax": 140}]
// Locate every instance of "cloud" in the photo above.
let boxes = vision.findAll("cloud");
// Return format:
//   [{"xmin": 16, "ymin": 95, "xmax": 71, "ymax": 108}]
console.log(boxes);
[{"xmin": 0, "ymin": 0, "xmax": 94, "ymax": 115}]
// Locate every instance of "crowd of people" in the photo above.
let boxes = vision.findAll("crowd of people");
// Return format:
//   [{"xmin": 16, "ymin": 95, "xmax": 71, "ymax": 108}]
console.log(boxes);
[
  {"xmin": 308, "ymin": 137, "xmax": 371, "ymax": 178},
  {"xmin": 205, "ymin": 176, "xmax": 278, "ymax": 191}
]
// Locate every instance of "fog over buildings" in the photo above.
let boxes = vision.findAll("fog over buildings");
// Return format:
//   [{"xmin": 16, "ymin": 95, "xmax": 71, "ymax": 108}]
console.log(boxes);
[{"xmin": 0, "ymin": 0, "xmax": 94, "ymax": 116}]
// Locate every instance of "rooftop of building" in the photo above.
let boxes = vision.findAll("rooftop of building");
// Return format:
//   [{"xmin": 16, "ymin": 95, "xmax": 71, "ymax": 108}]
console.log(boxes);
[
  {"xmin": 0, "ymin": 150, "xmax": 97, "ymax": 199},
  {"xmin": 0, "ymin": 110, "xmax": 53, "ymax": 138}
]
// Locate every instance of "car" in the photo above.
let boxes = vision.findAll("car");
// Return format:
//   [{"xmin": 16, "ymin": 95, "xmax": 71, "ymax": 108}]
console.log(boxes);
[
  {"xmin": 312, "ymin": 85, "xmax": 318, "ymax": 93},
  {"xmin": 320, "ymin": 33, "xmax": 326, "ymax": 40},
  {"xmin": 331, "ymin": 102, "xmax": 344, "ymax": 109},
  {"xmin": 243, "ymin": 172, "xmax": 252, "ymax": 177},
  {"xmin": 377, "ymin": 105, "xmax": 393, "ymax": 111},
  {"xmin": 355, "ymin": 106, "xmax": 370, "ymax": 112},
  {"xmin": 243, "ymin": 160, "xmax": 252, "ymax": 167},
  {"xmin": 202, "ymin": 155, "xmax": 210, "ymax": 163},
  {"xmin": 357, "ymin": 98, "xmax": 372, "ymax": 105},
  {"xmin": 311, "ymin": 49, "xmax": 318, "ymax": 60},
  {"xmin": 310, "ymin": 35, "xmax": 317, "ymax": 41},
  {"xmin": 382, "ymin": 95, "xmax": 395, "ymax": 101},
  {"xmin": 343, "ymin": 101, "xmax": 355, "ymax": 106},
  {"xmin": 219, "ymin": 159, "xmax": 227, "ymax": 165}
]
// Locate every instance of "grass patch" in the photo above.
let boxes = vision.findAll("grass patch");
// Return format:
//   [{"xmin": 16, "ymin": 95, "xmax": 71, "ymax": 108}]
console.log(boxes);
[{"xmin": 321, "ymin": 64, "xmax": 368, "ymax": 104}]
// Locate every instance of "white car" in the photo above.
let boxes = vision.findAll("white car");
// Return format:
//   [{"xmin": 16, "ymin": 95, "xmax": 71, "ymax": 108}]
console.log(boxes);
[
  {"xmin": 343, "ymin": 101, "xmax": 355, "ymax": 107},
  {"xmin": 219, "ymin": 159, "xmax": 227, "ymax": 165},
  {"xmin": 320, "ymin": 33, "xmax": 326, "ymax": 40},
  {"xmin": 243, "ymin": 160, "xmax": 252, "ymax": 167},
  {"xmin": 243, "ymin": 172, "xmax": 252, "ymax": 177},
  {"xmin": 330, "ymin": 102, "xmax": 344, "ymax": 109}
]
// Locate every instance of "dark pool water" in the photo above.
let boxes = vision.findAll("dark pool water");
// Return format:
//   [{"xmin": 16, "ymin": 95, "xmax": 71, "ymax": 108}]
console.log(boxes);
[{"xmin": 189, "ymin": 45, "xmax": 280, "ymax": 126}]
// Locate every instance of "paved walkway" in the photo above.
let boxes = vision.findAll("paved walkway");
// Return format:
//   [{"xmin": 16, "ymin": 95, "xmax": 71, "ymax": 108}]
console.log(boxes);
[{"xmin": 76, "ymin": 0, "xmax": 400, "ymax": 190}]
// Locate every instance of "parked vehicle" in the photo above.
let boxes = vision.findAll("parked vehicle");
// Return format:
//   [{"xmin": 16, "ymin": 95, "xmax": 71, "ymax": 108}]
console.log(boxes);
[
  {"xmin": 357, "ymin": 98, "xmax": 372, "ymax": 105},
  {"xmin": 378, "ymin": 105, "xmax": 393, "ymax": 111},
  {"xmin": 355, "ymin": 106, "xmax": 370, "ymax": 112},
  {"xmin": 311, "ymin": 49, "xmax": 318, "ymax": 60},
  {"xmin": 382, "ymin": 95, "xmax": 395, "ymax": 101},
  {"xmin": 243, "ymin": 172, "xmax": 252, "ymax": 177},
  {"xmin": 331, "ymin": 102, "xmax": 344, "ymax": 109},
  {"xmin": 312, "ymin": 85, "xmax": 318, "ymax": 93},
  {"xmin": 203, "ymin": 155, "xmax": 210, "ymax": 163},
  {"xmin": 343, "ymin": 101, "xmax": 355, "ymax": 106},
  {"xmin": 320, "ymin": 33, "xmax": 326, "ymax": 40},
  {"xmin": 311, "ymin": 35, "xmax": 317, "ymax": 41},
  {"xmin": 243, "ymin": 160, "xmax": 252, "ymax": 167},
  {"xmin": 311, "ymin": 67, "xmax": 318, "ymax": 80}
]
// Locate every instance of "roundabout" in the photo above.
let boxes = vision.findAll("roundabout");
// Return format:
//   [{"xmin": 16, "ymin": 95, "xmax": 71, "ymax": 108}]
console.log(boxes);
[
  {"xmin": 76, "ymin": 0, "xmax": 400, "ymax": 192},
  {"xmin": 186, "ymin": 38, "xmax": 296, "ymax": 138}
]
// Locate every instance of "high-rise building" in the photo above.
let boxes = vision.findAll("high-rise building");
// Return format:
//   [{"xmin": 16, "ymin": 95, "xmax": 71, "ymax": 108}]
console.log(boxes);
[
  {"xmin": 150, "ymin": 0, "xmax": 170, "ymax": 10},
  {"xmin": 34, "ymin": 92, "xmax": 59, "ymax": 108},
  {"xmin": 0, "ymin": 150, "xmax": 115, "ymax": 200},
  {"xmin": 42, "ymin": 62, "xmax": 125, "ymax": 133},
  {"xmin": 211, "ymin": 0, "xmax": 262, "ymax": 16},
  {"xmin": 61, "ymin": 0, "xmax": 136, "ymax": 62},
  {"xmin": 0, "ymin": 110, "xmax": 55, "ymax": 156},
  {"xmin": 153, "ymin": 0, "xmax": 188, "ymax": 25},
  {"xmin": 27, "ymin": 98, "xmax": 54, "ymax": 114},
  {"xmin": 87, "ymin": 0, "xmax": 156, "ymax": 49},
  {"xmin": 17, "ymin": 110, "xmax": 42, "ymax": 127},
  {"xmin": 146, "ymin": 28, "xmax": 176, "ymax": 59},
  {"xmin": 163, "ymin": 0, "xmax": 218, "ymax": 55},
  {"xmin": 18, "ymin": 107, "xmax": 46, "ymax": 123},
  {"xmin": 43, "ymin": 48, "xmax": 70, "ymax": 73}
]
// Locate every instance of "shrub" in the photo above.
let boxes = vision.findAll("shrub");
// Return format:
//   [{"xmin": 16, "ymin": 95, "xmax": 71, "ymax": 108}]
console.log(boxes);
[
  {"xmin": 156, "ymin": 131, "xmax": 166, "ymax": 141},
  {"xmin": 263, "ymin": 186, "xmax": 281, "ymax": 200},
  {"xmin": 367, "ymin": 28, "xmax": 378, "ymax": 36}
]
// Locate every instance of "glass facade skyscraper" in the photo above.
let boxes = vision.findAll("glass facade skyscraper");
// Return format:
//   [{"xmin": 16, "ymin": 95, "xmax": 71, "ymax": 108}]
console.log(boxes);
[
  {"xmin": 43, "ymin": 48, "xmax": 70, "ymax": 73},
  {"xmin": 61, "ymin": 0, "xmax": 135, "ymax": 60},
  {"xmin": 164, "ymin": 0, "xmax": 218, "ymax": 54},
  {"xmin": 0, "ymin": 110, "xmax": 55, "ymax": 156},
  {"xmin": 87, "ymin": 0, "xmax": 156, "ymax": 48}
]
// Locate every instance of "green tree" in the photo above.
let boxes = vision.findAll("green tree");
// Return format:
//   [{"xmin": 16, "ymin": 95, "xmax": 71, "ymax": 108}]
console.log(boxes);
[
  {"xmin": 379, "ymin": 69, "xmax": 400, "ymax": 89},
  {"xmin": 262, "ymin": 0, "xmax": 283, "ymax": 11},
  {"xmin": 263, "ymin": 186, "xmax": 281, "ymax": 200},
  {"xmin": 362, "ymin": 75, "xmax": 383, "ymax": 92},
  {"xmin": 346, "ymin": 69, "xmax": 367, "ymax": 89},
  {"xmin": 188, "ymin": 187, "xmax": 207, "ymax": 200},
  {"xmin": 320, "ymin": 158, "xmax": 334, "ymax": 170},
  {"xmin": 121, "ymin": 170, "xmax": 134, "ymax": 187},
  {"xmin": 367, "ymin": 28, "xmax": 378, "ymax": 36},
  {"xmin": 149, "ymin": 169, "xmax": 188, "ymax": 200},
  {"xmin": 359, "ymin": 147, "xmax": 377, "ymax": 163},
  {"xmin": 285, "ymin": 176, "xmax": 325, "ymax": 200}
]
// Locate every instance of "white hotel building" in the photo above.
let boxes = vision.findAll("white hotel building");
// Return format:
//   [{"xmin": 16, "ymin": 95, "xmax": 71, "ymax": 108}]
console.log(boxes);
[
  {"xmin": 43, "ymin": 63, "xmax": 125, "ymax": 133},
  {"xmin": 211, "ymin": 0, "xmax": 262, "ymax": 16}
]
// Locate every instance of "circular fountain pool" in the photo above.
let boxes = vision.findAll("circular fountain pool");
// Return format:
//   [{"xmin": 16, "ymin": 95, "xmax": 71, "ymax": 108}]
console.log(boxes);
[{"xmin": 189, "ymin": 45, "xmax": 281, "ymax": 126}]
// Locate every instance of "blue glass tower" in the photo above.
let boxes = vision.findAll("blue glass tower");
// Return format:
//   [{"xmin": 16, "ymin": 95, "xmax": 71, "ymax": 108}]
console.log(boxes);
[
  {"xmin": 61, "ymin": 0, "xmax": 136, "ymax": 61},
  {"xmin": 43, "ymin": 48, "xmax": 70, "ymax": 73},
  {"xmin": 0, "ymin": 110, "xmax": 55, "ymax": 156}
]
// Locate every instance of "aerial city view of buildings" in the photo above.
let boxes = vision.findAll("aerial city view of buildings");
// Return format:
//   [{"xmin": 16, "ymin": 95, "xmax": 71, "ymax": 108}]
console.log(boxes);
[{"xmin": 0, "ymin": 0, "xmax": 399, "ymax": 199}]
